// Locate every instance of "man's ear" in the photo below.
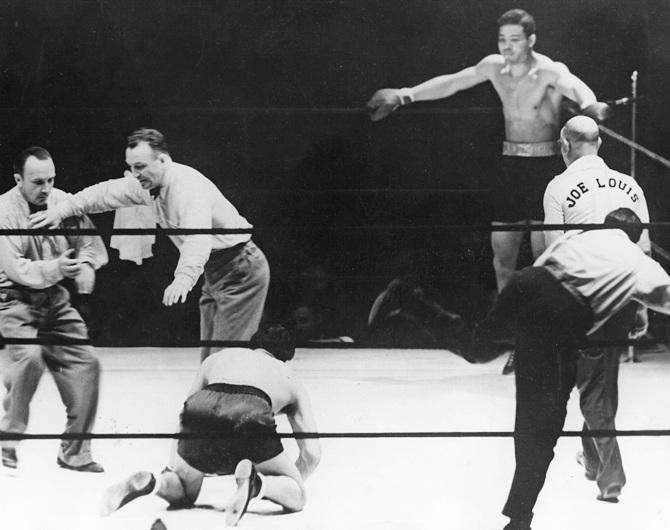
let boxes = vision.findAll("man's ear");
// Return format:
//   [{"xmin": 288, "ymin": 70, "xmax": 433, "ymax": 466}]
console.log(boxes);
[
  {"xmin": 528, "ymin": 34, "xmax": 537, "ymax": 48},
  {"xmin": 13, "ymin": 173, "xmax": 22, "ymax": 186}
]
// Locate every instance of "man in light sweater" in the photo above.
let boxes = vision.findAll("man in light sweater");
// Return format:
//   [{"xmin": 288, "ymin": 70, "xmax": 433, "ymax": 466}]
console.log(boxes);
[
  {"xmin": 30, "ymin": 128, "xmax": 270, "ymax": 360},
  {"xmin": 0, "ymin": 146, "xmax": 108, "ymax": 472}
]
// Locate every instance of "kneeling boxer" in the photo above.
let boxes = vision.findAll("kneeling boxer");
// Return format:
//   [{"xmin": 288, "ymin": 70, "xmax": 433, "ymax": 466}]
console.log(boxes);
[{"xmin": 100, "ymin": 324, "xmax": 321, "ymax": 526}]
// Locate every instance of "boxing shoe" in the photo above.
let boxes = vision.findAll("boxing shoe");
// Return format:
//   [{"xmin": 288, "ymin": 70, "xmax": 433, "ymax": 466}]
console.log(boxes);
[
  {"xmin": 575, "ymin": 451, "xmax": 597, "ymax": 481},
  {"xmin": 57, "ymin": 457, "xmax": 104, "ymax": 473},
  {"xmin": 501, "ymin": 350, "xmax": 515, "ymax": 375},
  {"xmin": 597, "ymin": 484, "xmax": 622, "ymax": 504},
  {"xmin": 2, "ymin": 447, "xmax": 17, "ymax": 469},
  {"xmin": 100, "ymin": 470, "xmax": 156, "ymax": 516},
  {"xmin": 150, "ymin": 519, "xmax": 168, "ymax": 530},
  {"xmin": 225, "ymin": 459, "xmax": 261, "ymax": 526}
]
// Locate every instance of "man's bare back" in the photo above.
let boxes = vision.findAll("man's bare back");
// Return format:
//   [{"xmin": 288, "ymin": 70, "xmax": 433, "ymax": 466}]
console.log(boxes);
[{"xmin": 197, "ymin": 348, "xmax": 296, "ymax": 413}]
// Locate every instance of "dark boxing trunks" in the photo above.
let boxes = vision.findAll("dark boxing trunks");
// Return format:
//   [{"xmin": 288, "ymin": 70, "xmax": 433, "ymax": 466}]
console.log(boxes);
[
  {"xmin": 490, "ymin": 152, "xmax": 564, "ymax": 223},
  {"xmin": 177, "ymin": 382, "xmax": 283, "ymax": 474}
]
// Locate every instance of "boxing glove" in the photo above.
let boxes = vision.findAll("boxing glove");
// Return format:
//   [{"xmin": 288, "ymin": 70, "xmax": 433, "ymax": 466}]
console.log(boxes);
[{"xmin": 366, "ymin": 88, "xmax": 414, "ymax": 121}]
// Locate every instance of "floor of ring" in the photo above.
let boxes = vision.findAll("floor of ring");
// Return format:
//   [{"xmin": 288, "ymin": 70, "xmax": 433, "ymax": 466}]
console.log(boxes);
[{"xmin": 0, "ymin": 345, "xmax": 669, "ymax": 530}]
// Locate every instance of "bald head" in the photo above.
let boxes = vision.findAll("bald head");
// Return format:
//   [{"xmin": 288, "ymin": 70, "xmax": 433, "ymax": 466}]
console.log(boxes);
[
  {"xmin": 559, "ymin": 116, "xmax": 602, "ymax": 166},
  {"xmin": 562, "ymin": 116, "xmax": 600, "ymax": 143}
]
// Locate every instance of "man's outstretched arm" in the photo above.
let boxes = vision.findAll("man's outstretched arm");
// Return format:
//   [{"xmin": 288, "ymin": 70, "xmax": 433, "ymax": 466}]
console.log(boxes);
[
  {"xmin": 30, "ymin": 175, "xmax": 148, "ymax": 228},
  {"xmin": 366, "ymin": 60, "xmax": 491, "ymax": 122}
]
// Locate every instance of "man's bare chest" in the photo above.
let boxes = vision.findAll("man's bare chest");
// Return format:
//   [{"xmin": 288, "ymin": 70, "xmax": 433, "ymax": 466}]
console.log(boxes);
[{"xmin": 493, "ymin": 74, "xmax": 554, "ymax": 108}]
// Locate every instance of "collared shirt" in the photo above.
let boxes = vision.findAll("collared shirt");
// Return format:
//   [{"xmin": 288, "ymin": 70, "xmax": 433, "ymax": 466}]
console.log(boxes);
[
  {"xmin": 543, "ymin": 154, "xmax": 650, "ymax": 253},
  {"xmin": 0, "ymin": 186, "xmax": 108, "ymax": 289},
  {"xmin": 52, "ymin": 161, "xmax": 252, "ymax": 290},
  {"xmin": 535, "ymin": 229, "xmax": 670, "ymax": 334}
]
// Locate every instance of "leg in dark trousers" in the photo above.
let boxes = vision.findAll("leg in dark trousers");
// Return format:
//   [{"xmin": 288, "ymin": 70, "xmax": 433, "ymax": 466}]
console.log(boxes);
[
  {"xmin": 504, "ymin": 334, "xmax": 578, "ymax": 524},
  {"xmin": 487, "ymin": 267, "xmax": 591, "ymax": 526}
]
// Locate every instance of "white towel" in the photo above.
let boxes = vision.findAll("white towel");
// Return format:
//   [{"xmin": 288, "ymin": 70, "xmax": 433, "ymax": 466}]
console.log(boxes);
[{"xmin": 110, "ymin": 206, "xmax": 157, "ymax": 265}]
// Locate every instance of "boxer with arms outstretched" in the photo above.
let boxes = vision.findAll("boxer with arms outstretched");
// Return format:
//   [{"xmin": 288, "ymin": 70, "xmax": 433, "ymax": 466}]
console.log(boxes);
[{"xmin": 366, "ymin": 9, "xmax": 610, "ymax": 372}]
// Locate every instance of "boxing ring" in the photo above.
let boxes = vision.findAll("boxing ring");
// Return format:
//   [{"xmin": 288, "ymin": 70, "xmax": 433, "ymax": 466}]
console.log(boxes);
[
  {"xmin": 1, "ymin": 346, "xmax": 670, "ymax": 530},
  {"xmin": 3, "ymin": 75, "xmax": 670, "ymax": 530}
]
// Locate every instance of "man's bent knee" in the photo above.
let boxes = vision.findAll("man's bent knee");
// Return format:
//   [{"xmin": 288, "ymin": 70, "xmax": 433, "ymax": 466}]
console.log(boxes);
[{"xmin": 157, "ymin": 468, "xmax": 197, "ymax": 508}]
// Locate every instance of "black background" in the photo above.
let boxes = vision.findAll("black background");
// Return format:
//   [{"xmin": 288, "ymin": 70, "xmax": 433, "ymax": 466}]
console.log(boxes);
[{"xmin": 1, "ymin": 0, "xmax": 669, "ymax": 345}]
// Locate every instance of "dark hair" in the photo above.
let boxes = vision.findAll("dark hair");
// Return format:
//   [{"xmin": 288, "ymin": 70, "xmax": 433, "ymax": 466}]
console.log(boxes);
[
  {"xmin": 604, "ymin": 207, "xmax": 642, "ymax": 243},
  {"xmin": 249, "ymin": 323, "xmax": 295, "ymax": 362},
  {"xmin": 13, "ymin": 146, "xmax": 52, "ymax": 175},
  {"xmin": 127, "ymin": 128, "xmax": 169, "ymax": 155},
  {"xmin": 497, "ymin": 9, "xmax": 536, "ymax": 37}
]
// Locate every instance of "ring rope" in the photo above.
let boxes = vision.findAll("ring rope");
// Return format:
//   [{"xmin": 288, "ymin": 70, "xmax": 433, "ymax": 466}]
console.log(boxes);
[
  {"xmin": 2, "ymin": 221, "xmax": 669, "ymax": 236},
  {"xmin": 652, "ymin": 241, "xmax": 670, "ymax": 263},
  {"xmin": 0, "ymin": 337, "xmax": 661, "ymax": 349},
  {"xmin": 598, "ymin": 123, "xmax": 670, "ymax": 169},
  {"xmin": 3, "ymin": 112, "xmax": 668, "ymax": 446},
  {"xmin": 1, "ymin": 429, "xmax": 668, "ymax": 441}
]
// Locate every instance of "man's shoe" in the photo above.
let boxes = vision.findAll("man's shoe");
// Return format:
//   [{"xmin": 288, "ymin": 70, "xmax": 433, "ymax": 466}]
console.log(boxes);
[
  {"xmin": 225, "ymin": 459, "xmax": 259, "ymax": 526},
  {"xmin": 502, "ymin": 350, "xmax": 515, "ymax": 375},
  {"xmin": 576, "ymin": 451, "xmax": 597, "ymax": 481},
  {"xmin": 597, "ymin": 484, "xmax": 622, "ymax": 503},
  {"xmin": 57, "ymin": 458, "xmax": 104, "ymax": 473},
  {"xmin": 150, "ymin": 519, "xmax": 168, "ymax": 530},
  {"xmin": 1, "ymin": 447, "xmax": 17, "ymax": 469},
  {"xmin": 100, "ymin": 471, "xmax": 156, "ymax": 516}
]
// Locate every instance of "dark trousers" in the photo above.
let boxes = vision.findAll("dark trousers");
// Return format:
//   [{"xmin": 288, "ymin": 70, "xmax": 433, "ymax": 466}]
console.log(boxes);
[
  {"xmin": 577, "ymin": 304, "xmax": 635, "ymax": 494},
  {"xmin": 474, "ymin": 267, "xmax": 592, "ymax": 524}
]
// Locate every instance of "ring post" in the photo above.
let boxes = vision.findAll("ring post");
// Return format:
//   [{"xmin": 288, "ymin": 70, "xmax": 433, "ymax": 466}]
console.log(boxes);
[
  {"xmin": 630, "ymin": 70, "xmax": 638, "ymax": 178},
  {"xmin": 628, "ymin": 70, "xmax": 639, "ymax": 363}
]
